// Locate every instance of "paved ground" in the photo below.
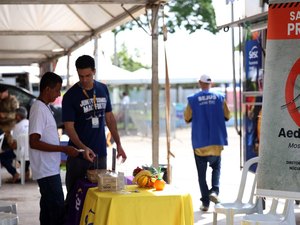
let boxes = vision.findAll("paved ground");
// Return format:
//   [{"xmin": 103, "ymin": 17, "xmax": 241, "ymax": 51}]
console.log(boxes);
[{"xmin": 0, "ymin": 126, "xmax": 299, "ymax": 224}]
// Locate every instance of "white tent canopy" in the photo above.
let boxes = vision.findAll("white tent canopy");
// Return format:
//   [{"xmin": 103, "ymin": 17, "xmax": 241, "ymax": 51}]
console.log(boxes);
[{"xmin": 0, "ymin": 0, "xmax": 155, "ymax": 66}]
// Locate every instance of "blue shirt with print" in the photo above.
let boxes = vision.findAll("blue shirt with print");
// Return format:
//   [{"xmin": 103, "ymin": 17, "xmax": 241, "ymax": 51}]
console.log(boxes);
[{"xmin": 62, "ymin": 81, "xmax": 112, "ymax": 157}]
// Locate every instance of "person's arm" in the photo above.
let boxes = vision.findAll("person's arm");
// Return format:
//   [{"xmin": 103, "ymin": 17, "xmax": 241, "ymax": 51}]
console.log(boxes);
[
  {"xmin": 8, "ymin": 139, "xmax": 17, "ymax": 150},
  {"xmin": 5, "ymin": 131, "xmax": 16, "ymax": 149},
  {"xmin": 64, "ymin": 121, "xmax": 95, "ymax": 162},
  {"xmin": 223, "ymin": 101, "xmax": 231, "ymax": 121},
  {"xmin": 29, "ymin": 133, "xmax": 79, "ymax": 157},
  {"xmin": 184, "ymin": 104, "xmax": 192, "ymax": 123},
  {"xmin": 105, "ymin": 111, "xmax": 127, "ymax": 162}
]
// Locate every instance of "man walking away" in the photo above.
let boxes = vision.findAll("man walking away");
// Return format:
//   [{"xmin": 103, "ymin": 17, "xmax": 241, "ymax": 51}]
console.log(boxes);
[{"xmin": 184, "ymin": 74, "xmax": 231, "ymax": 212}]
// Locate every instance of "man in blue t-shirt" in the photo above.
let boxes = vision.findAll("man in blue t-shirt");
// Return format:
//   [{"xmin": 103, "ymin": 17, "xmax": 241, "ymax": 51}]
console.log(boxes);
[
  {"xmin": 62, "ymin": 55, "xmax": 127, "ymax": 208},
  {"xmin": 184, "ymin": 74, "xmax": 231, "ymax": 212}
]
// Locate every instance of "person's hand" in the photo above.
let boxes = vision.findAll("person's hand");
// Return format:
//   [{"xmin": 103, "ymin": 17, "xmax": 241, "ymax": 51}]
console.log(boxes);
[
  {"xmin": 83, "ymin": 147, "xmax": 96, "ymax": 163},
  {"xmin": 116, "ymin": 145, "xmax": 127, "ymax": 163},
  {"xmin": 64, "ymin": 146, "xmax": 80, "ymax": 157}
]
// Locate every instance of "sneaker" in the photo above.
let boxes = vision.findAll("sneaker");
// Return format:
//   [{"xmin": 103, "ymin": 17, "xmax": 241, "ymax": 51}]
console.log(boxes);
[
  {"xmin": 209, "ymin": 192, "xmax": 220, "ymax": 204},
  {"xmin": 200, "ymin": 205, "xmax": 209, "ymax": 212}
]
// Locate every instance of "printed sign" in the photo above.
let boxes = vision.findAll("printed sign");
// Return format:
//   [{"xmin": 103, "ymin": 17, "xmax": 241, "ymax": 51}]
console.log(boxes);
[
  {"xmin": 244, "ymin": 39, "xmax": 263, "ymax": 166},
  {"xmin": 245, "ymin": 40, "xmax": 262, "ymax": 81},
  {"xmin": 257, "ymin": 1, "xmax": 300, "ymax": 198}
]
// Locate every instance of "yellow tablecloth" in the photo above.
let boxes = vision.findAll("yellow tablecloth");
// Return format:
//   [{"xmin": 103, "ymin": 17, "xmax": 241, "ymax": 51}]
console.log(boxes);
[{"xmin": 80, "ymin": 185, "xmax": 194, "ymax": 225}]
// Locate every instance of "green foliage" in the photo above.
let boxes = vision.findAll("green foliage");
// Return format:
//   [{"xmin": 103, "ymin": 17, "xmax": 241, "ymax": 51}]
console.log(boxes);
[
  {"xmin": 112, "ymin": 43, "xmax": 150, "ymax": 72},
  {"xmin": 167, "ymin": 0, "xmax": 218, "ymax": 34},
  {"xmin": 111, "ymin": 0, "xmax": 218, "ymax": 70},
  {"xmin": 148, "ymin": 167, "xmax": 158, "ymax": 175},
  {"xmin": 113, "ymin": 0, "xmax": 217, "ymax": 35}
]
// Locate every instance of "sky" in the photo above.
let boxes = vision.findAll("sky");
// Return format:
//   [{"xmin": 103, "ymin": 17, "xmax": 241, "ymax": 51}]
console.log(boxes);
[{"xmin": 99, "ymin": 26, "xmax": 234, "ymax": 79}]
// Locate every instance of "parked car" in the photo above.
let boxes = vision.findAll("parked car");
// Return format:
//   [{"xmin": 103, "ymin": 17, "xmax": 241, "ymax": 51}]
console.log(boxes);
[{"xmin": 0, "ymin": 83, "xmax": 63, "ymax": 128}]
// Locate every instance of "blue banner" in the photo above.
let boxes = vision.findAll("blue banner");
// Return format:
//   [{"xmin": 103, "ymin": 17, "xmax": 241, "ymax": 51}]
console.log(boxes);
[
  {"xmin": 244, "ymin": 39, "xmax": 262, "ymax": 168},
  {"xmin": 245, "ymin": 40, "xmax": 262, "ymax": 81}
]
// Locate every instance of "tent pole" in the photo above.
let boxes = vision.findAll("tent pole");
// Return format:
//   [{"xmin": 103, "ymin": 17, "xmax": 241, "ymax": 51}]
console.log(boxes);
[
  {"xmin": 66, "ymin": 53, "xmax": 70, "ymax": 89},
  {"xmin": 151, "ymin": 4, "xmax": 160, "ymax": 168},
  {"xmin": 94, "ymin": 37, "xmax": 99, "ymax": 81}
]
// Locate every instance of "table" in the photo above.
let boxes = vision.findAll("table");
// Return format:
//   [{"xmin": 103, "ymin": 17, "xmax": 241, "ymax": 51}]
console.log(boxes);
[
  {"xmin": 65, "ymin": 179, "xmax": 97, "ymax": 225},
  {"xmin": 65, "ymin": 177, "xmax": 136, "ymax": 225},
  {"xmin": 80, "ymin": 185, "xmax": 194, "ymax": 225}
]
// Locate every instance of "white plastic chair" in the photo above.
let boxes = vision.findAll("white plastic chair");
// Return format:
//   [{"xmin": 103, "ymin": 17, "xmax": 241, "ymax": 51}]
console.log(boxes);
[
  {"xmin": 0, "ymin": 212, "xmax": 18, "ymax": 225},
  {"xmin": 213, "ymin": 157, "xmax": 263, "ymax": 225},
  {"xmin": 15, "ymin": 134, "xmax": 29, "ymax": 185},
  {"xmin": 0, "ymin": 133, "xmax": 5, "ymax": 187},
  {"xmin": 0, "ymin": 201, "xmax": 17, "ymax": 214},
  {"xmin": 241, "ymin": 198, "xmax": 296, "ymax": 225}
]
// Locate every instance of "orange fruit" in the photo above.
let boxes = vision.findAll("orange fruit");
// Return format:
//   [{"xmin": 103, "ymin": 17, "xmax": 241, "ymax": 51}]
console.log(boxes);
[
  {"xmin": 146, "ymin": 177, "xmax": 156, "ymax": 188},
  {"xmin": 154, "ymin": 179, "xmax": 165, "ymax": 191}
]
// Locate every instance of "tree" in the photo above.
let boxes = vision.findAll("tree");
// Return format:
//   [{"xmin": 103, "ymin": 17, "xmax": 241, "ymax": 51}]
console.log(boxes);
[
  {"xmin": 166, "ymin": 0, "xmax": 217, "ymax": 34},
  {"xmin": 112, "ymin": 43, "xmax": 150, "ymax": 72},
  {"xmin": 113, "ymin": 0, "xmax": 217, "ymax": 35},
  {"xmin": 111, "ymin": 0, "xmax": 217, "ymax": 70}
]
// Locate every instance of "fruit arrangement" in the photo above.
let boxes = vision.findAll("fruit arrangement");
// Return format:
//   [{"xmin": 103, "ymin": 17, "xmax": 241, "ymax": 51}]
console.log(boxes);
[
  {"xmin": 153, "ymin": 167, "xmax": 165, "ymax": 191},
  {"xmin": 132, "ymin": 167, "xmax": 156, "ymax": 188},
  {"xmin": 132, "ymin": 166, "xmax": 143, "ymax": 177}
]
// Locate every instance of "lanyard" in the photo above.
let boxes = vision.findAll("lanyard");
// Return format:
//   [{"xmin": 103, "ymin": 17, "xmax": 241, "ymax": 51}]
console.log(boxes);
[{"xmin": 80, "ymin": 82, "xmax": 97, "ymax": 115}]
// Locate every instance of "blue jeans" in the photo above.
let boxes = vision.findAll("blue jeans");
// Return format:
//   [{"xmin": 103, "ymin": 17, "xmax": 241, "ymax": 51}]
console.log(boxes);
[
  {"xmin": 194, "ymin": 155, "xmax": 221, "ymax": 207},
  {"xmin": 0, "ymin": 150, "xmax": 17, "ymax": 176},
  {"xmin": 37, "ymin": 174, "xmax": 65, "ymax": 225}
]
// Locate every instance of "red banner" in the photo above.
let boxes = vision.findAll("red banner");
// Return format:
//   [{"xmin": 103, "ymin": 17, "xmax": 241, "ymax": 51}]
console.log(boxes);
[{"xmin": 268, "ymin": 3, "xmax": 300, "ymax": 40}]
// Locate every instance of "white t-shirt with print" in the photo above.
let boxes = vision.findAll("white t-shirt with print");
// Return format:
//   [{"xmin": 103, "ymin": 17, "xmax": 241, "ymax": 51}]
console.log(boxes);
[{"xmin": 29, "ymin": 100, "xmax": 61, "ymax": 180}]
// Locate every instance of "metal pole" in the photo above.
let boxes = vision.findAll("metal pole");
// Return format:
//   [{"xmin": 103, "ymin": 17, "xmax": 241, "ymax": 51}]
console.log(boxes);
[
  {"xmin": 94, "ymin": 37, "xmax": 99, "ymax": 81},
  {"xmin": 238, "ymin": 25, "xmax": 243, "ymax": 168},
  {"xmin": 66, "ymin": 53, "xmax": 70, "ymax": 89},
  {"xmin": 113, "ymin": 33, "xmax": 118, "ymax": 66},
  {"xmin": 151, "ymin": 4, "xmax": 160, "ymax": 168},
  {"xmin": 231, "ymin": 2, "xmax": 238, "ymax": 135}
]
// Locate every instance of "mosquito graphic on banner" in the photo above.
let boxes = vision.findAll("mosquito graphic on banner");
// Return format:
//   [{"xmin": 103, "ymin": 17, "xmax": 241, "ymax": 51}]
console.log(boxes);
[{"xmin": 256, "ymin": 0, "xmax": 300, "ymax": 199}]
